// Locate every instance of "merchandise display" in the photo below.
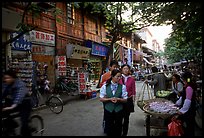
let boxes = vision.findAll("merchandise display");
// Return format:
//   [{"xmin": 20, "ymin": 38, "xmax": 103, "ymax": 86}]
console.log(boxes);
[
  {"xmin": 66, "ymin": 66, "xmax": 79, "ymax": 83},
  {"xmin": 88, "ymin": 61, "xmax": 101, "ymax": 81},
  {"xmin": 9, "ymin": 60, "xmax": 34, "ymax": 92},
  {"xmin": 143, "ymin": 98, "xmax": 179, "ymax": 118}
]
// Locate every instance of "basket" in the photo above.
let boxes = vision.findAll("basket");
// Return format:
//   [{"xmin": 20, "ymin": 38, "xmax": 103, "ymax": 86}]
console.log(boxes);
[
  {"xmin": 142, "ymin": 98, "xmax": 179, "ymax": 119},
  {"xmin": 137, "ymin": 82, "xmax": 154, "ymax": 111}
]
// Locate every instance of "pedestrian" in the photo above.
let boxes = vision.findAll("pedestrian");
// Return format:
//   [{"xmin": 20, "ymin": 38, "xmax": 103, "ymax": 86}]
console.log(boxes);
[
  {"xmin": 82, "ymin": 62, "xmax": 92, "ymax": 82},
  {"xmin": 99, "ymin": 60, "xmax": 119, "ymax": 87},
  {"xmin": 167, "ymin": 73, "xmax": 184, "ymax": 103},
  {"xmin": 99, "ymin": 60, "xmax": 119, "ymax": 134},
  {"xmin": 144, "ymin": 66, "xmax": 171, "ymax": 96},
  {"xmin": 2, "ymin": 69, "xmax": 32, "ymax": 136},
  {"xmin": 99, "ymin": 69, "xmax": 128, "ymax": 136},
  {"xmin": 119, "ymin": 64, "xmax": 136, "ymax": 136},
  {"xmin": 174, "ymin": 71, "xmax": 196, "ymax": 136}
]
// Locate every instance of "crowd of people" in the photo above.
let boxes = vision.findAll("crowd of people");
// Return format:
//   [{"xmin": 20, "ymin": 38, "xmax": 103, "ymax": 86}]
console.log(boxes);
[
  {"xmin": 99, "ymin": 59, "xmax": 201, "ymax": 136},
  {"xmin": 2, "ymin": 59, "xmax": 201, "ymax": 136}
]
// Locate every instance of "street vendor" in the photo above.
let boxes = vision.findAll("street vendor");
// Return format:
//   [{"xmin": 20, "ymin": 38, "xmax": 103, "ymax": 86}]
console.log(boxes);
[
  {"xmin": 173, "ymin": 71, "xmax": 196, "ymax": 136},
  {"xmin": 167, "ymin": 73, "xmax": 184, "ymax": 103},
  {"xmin": 144, "ymin": 66, "xmax": 171, "ymax": 96}
]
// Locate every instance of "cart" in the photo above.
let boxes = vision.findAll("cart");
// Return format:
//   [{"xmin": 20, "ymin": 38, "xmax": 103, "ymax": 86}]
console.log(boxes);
[{"xmin": 142, "ymin": 98, "xmax": 178, "ymax": 136}]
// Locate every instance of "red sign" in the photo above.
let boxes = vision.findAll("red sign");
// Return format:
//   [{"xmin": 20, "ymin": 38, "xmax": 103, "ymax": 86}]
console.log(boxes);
[{"xmin": 57, "ymin": 56, "xmax": 66, "ymax": 76}]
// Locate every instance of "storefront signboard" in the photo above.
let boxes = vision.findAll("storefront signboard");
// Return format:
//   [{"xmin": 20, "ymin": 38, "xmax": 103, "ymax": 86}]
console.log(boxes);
[
  {"xmin": 85, "ymin": 40, "xmax": 108, "ymax": 57},
  {"xmin": 29, "ymin": 30, "xmax": 55, "ymax": 46},
  {"xmin": 10, "ymin": 32, "xmax": 32, "ymax": 51},
  {"xmin": 66, "ymin": 44, "xmax": 91, "ymax": 60},
  {"xmin": 91, "ymin": 43, "xmax": 108, "ymax": 57}
]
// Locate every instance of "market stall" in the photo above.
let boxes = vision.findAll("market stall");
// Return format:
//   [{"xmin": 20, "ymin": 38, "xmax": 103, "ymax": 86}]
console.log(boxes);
[{"xmin": 137, "ymin": 83, "xmax": 179, "ymax": 136}]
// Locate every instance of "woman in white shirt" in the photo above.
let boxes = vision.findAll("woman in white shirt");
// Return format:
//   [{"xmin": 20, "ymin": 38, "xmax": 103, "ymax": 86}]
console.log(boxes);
[{"xmin": 99, "ymin": 69, "xmax": 128, "ymax": 136}]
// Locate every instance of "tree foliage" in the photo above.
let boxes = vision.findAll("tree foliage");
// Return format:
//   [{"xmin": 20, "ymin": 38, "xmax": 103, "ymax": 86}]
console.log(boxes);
[{"xmin": 135, "ymin": 2, "xmax": 202, "ymax": 64}]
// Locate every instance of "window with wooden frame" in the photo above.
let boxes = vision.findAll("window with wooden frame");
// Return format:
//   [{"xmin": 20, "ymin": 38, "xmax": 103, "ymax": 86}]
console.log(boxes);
[
  {"xmin": 67, "ymin": 3, "xmax": 74, "ymax": 25},
  {"xmin": 95, "ymin": 19, "xmax": 98, "ymax": 35}
]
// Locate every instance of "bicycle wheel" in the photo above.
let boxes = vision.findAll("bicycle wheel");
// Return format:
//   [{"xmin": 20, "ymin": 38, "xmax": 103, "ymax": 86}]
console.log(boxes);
[
  {"xmin": 47, "ymin": 96, "xmax": 64, "ymax": 114},
  {"xmin": 29, "ymin": 114, "xmax": 44, "ymax": 136}
]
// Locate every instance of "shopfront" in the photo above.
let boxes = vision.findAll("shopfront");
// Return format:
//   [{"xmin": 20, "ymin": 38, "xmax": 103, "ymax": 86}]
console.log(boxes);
[
  {"xmin": 29, "ymin": 30, "xmax": 56, "ymax": 88},
  {"xmin": 65, "ymin": 44, "xmax": 91, "ymax": 83},
  {"xmin": 85, "ymin": 40, "xmax": 109, "ymax": 82},
  {"xmin": 8, "ymin": 32, "xmax": 33, "ymax": 92}
]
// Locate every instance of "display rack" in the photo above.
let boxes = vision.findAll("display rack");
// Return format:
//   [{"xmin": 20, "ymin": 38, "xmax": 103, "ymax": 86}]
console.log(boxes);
[
  {"xmin": 66, "ymin": 66, "xmax": 79, "ymax": 83},
  {"xmin": 9, "ymin": 60, "xmax": 34, "ymax": 93},
  {"xmin": 88, "ymin": 61, "xmax": 101, "ymax": 81}
]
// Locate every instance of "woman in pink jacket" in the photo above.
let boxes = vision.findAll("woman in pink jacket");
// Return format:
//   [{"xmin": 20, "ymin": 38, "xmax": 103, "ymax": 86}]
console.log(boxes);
[{"xmin": 119, "ymin": 64, "xmax": 136, "ymax": 136}]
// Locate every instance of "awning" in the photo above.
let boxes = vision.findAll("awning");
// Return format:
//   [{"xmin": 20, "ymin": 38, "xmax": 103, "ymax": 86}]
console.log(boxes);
[{"xmin": 143, "ymin": 57, "xmax": 154, "ymax": 65}]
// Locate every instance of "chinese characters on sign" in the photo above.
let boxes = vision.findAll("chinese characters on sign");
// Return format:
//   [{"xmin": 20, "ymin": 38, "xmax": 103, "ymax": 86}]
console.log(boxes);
[
  {"xmin": 57, "ymin": 56, "xmax": 66, "ymax": 76},
  {"xmin": 10, "ymin": 32, "xmax": 32, "ymax": 51},
  {"xmin": 78, "ymin": 73, "xmax": 86, "ymax": 93},
  {"xmin": 91, "ymin": 43, "xmax": 108, "ymax": 57},
  {"xmin": 29, "ymin": 30, "xmax": 55, "ymax": 46}
]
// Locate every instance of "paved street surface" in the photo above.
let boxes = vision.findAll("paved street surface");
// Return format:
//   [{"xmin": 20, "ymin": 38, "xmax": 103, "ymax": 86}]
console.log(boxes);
[{"xmin": 34, "ymin": 81, "xmax": 202, "ymax": 136}]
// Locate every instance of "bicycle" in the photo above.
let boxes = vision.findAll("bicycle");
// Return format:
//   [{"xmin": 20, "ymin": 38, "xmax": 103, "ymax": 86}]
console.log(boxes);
[
  {"xmin": 2, "ymin": 111, "xmax": 44, "ymax": 136},
  {"xmin": 32, "ymin": 86, "xmax": 64, "ymax": 114},
  {"xmin": 55, "ymin": 77, "xmax": 78, "ymax": 96}
]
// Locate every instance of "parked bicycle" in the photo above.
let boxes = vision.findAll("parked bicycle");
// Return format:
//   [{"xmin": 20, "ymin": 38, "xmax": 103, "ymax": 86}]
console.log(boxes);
[
  {"xmin": 2, "ymin": 110, "xmax": 44, "ymax": 136},
  {"xmin": 31, "ymin": 85, "xmax": 64, "ymax": 114},
  {"xmin": 54, "ymin": 77, "xmax": 78, "ymax": 96}
]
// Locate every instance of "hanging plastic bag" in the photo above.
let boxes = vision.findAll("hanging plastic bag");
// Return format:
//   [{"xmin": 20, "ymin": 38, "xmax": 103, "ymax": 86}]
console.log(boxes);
[{"xmin": 168, "ymin": 119, "xmax": 184, "ymax": 136}]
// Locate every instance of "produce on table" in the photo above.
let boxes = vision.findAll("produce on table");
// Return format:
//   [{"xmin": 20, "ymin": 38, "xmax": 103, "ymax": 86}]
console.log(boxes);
[
  {"xmin": 156, "ymin": 90, "xmax": 171, "ymax": 97},
  {"xmin": 148, "ymin": 100, "xmax": 179, "ymax": 114}
]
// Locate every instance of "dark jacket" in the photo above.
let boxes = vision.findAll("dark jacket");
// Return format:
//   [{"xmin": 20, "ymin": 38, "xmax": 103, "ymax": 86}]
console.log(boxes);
[{"xmin": 2, "ymin": 79, "xmax": 31, "ymax": 106}]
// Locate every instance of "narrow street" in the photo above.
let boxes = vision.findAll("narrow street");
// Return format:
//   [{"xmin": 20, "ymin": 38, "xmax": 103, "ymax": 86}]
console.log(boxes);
[
  {"xmin": 34, "ymin": 81, "xmax": 202, "ymax": 136},
  {"xmin": 34, "ymin": 81, "xmax": 147, "ymax": 136}
]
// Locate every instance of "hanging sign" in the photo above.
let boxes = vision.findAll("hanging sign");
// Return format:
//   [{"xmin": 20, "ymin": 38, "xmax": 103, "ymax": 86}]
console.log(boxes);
[
  {"xmin": 57, "ymin": 56, "xmax": 66, "ymax": 76},
  {"xmin": 10, "ymin": 32, "xmax": 32, "ymax": 51}
]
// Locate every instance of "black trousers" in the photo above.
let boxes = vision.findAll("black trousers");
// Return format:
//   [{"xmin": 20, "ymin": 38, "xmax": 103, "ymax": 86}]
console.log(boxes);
[
  {"xmin": 104, "ymin": 109, "xmax": 123, "ymax": 136},
  {"xmin": 19, "ymin": 99, "xmax": 32, "ymax": 136},
  {"xmin": 178, "ymin": 111, "xmax": 195, "ymax": 136},
  {"xmin": 122, "ymin": 111, "xmax": 131, "ymax": 136}
]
